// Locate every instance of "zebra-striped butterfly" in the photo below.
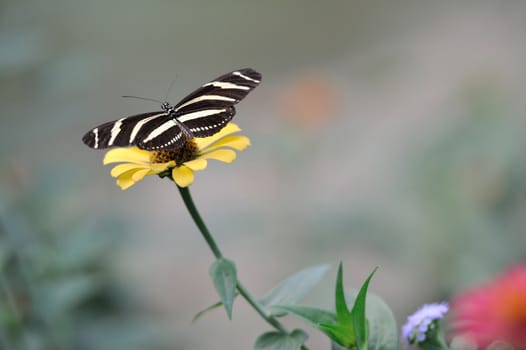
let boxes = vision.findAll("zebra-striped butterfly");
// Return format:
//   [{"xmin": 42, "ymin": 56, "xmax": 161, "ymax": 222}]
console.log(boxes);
[{"xmin": 82, "ymin": 68, "xmax": 261, "ymax": 151}]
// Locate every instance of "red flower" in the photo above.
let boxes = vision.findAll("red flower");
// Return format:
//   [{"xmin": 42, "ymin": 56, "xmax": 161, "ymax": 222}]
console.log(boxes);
[{"xmin": 451, "ymin": 265, "xmax": 526, "ymax": 349}]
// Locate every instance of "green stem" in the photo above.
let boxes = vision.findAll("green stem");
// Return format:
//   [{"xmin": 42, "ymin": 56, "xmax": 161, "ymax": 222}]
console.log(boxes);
[
  {"xmin": 419, "ymin": 321, "xmax": 450, "ymax": 350},
  {"xmin": 177, "ymin": 186, "xmax": 309, "ymax": 350},
  {"xmin": 236, "ymin": 282, "xmax": 288, "ymax": 333},
  {"xmin": 177, "ymin": 186, "xmax": 222, "ymax": 259}
]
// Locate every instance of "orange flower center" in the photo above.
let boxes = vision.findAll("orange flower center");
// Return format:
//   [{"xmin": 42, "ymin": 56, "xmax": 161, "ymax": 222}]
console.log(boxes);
[{"xmin": 150, "ymin": 140, "xmax": 198, "ymax": 165}]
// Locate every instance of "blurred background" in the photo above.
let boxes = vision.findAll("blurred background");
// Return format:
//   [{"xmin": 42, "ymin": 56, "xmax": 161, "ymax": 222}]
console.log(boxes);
[{"xmin": 1, "ymin": 1, "xmax": 526, "ymax": 349}]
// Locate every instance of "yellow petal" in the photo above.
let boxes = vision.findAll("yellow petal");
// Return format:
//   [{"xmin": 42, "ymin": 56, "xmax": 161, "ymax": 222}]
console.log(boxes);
[
  {"xmin": 199, "ymin": 135, "xmax": 250, "ymax": 153},
  {"xmin": 194, "ymin": 123, "xmax": 242, "ymax": 150},
  {"xmin": 131, "ymin": 168, "xmax": 152, "ymax": 181},
  {"xmin": 184, "ymin": 158, "xmax": 208, "ymax": 171},
  {"xmin": 150, "ymin": 161, "xmax": 176, "ymax": 172},
  {"xmin": 172, "ymin": 166, "xmax": 195, "ymax": 187},
  {"xmin": 110, "ymin": 163, "xmax": 147, "ymax": 178},
  {"xmin": 115, "ymin": 169, "xmax": 141, "ymax": 190},
  {"xmin": 200, "ymin": 149, "xmax": 237, "ymax": 163},
  {"xmin": 103, "ymin": 147, "xmax": 151, "ymax": 165}
]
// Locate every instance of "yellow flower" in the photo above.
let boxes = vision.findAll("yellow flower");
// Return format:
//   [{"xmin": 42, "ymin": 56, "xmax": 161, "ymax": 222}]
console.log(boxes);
[{"xmin": 103, "ymin": 123, "xmax": 250, "ymax": 190}]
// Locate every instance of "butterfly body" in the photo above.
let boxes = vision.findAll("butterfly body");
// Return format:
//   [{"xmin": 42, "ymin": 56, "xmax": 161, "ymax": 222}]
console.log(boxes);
[{"xmin": 82, "ymin": 68, "xmax": 261, "ymax": 151}]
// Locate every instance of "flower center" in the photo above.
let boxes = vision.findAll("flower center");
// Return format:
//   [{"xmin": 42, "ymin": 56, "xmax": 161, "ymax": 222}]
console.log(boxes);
[{"xmin": 150, "ymin": 139, "xmax": 199, "ymax": 165}]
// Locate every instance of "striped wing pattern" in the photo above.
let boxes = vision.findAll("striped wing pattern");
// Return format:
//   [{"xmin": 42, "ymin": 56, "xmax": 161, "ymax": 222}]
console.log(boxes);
[
  {"xmin": 82, "ymin": 111, "xmax": 170, "ymax": 149},
  {"xmin": 82, "ymin": 68, "xmax": 261, "ymax": 150}
]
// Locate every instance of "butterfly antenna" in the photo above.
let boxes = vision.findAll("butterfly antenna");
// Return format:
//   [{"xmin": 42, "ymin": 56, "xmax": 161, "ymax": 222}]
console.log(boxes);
[
  {"xmin": 164, "ymin": 76, "xmax": 177, "ymax": 102},
  {"xmin": 121, "ymin": 95, "xmax": 164, "ymax": 104}
]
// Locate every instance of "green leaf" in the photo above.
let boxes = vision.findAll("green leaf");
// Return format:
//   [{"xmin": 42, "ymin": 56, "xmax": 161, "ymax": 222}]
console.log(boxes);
[
  {"xmin": 260, "ymin": 264, "xmax": 330, "ymax": 315},
  {"xmin": 289, "ymin": 329, "xmax": 309, "ymax": 345},
  {"xmin": 192, "ymin": 300, "xmax": 225, "ymax": 323},
  {"xmin": 364, "ymin": 293, "xmax": 398, "ymax": 350},
  {"xmin": 254, "ymin": 329, "xmax": 308, "ymax": 350},
  {"xmin": 350, "ymin": 267, "xmax": 377, "ymax": 349},
  {"xmin": 346, "ymin": 290, "xmax": 398, "ymax": 350},
  {"xmin": 192, "ymin": 291, "xmax": 240, "ymax": 323},
  {"xmin": 335, "ymin": 262, "xmax": 352, "ymax": 326},
  {"xmin": 272, "ymin": 305, "xmax": 337, "ymax": 329},
  {"xmin": 272, "ymin": 305, "xmax": 357, "ymax": 347},
  {"xmin": 319, "ymin": 323, "xmax": 354, "ymax": 348},
  {"xmin": 331, "ymin": 341, "xmax": 348, "ymax": 350},
  {"xmin": 209, "ymin": 258, "xmax": 237, "ymax": 319}
]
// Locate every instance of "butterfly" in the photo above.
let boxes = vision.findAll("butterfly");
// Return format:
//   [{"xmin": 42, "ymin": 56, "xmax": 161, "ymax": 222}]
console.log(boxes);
[{"xmin": 82, "ymin": 68, "xmax": 261, "ymax": 151}]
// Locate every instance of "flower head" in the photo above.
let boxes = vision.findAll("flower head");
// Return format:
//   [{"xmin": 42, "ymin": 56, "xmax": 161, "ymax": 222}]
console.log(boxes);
[
  {"xmin": 451, "ymin": 265, "xmax": 526, "ymax": 349},
  {"xmin": 402, "ymin": 302, "xmax": 449, "ymax": 347},
  {"xmin": 103, "ymin": 123, "xmax": 250, "ymax": 189}
]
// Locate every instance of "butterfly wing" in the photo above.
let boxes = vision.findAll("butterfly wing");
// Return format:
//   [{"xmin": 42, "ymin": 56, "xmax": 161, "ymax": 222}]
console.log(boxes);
[
  {"xmin": 82, "ymin": 68, "xmax": 261, "ymax": 151},
  {"xmin": 135, "ymin": 117, "xmax": 186, "ymax": 150},
  {"xmin": 82, "ymin": 111, "xmax": 174, "ymax": 149},
  {"xmin": 174, "ymin": 68, "xmax": 261, "ymax": 137}
]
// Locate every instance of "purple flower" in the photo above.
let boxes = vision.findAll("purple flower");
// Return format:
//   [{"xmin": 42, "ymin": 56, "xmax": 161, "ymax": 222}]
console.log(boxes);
[{"xmin": 402, "ymin": 302, "xmax": 449, "ymax": 346}]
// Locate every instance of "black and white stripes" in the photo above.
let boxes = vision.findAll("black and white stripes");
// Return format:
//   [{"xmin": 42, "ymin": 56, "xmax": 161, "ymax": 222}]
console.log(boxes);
[{"xmin": 82, "ymin": 68, "xmax": 261, "ymax": 151}]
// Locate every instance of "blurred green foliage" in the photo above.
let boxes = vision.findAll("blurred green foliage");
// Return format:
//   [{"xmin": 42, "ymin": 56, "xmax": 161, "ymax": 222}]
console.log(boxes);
[
  {"xmin": 0, "ymin": 171, "xmax": 169, "ymax": 350},
  {"xmin": 1, "ymin": 1, "xmax": 526, "ymax": 348},
  {"xmin": 405, "ymin": 86, "xmax": 526, "ymax": 289}
]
